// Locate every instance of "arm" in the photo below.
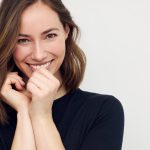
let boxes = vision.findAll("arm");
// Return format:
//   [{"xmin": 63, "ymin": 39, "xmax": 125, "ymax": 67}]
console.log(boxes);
[
  {"xmin": 30, "ymin": 112, "xmax": 65, "ymax": 150},
  {"xmin": 11, "ymin": 110, "xmax": 36, "ymax": 150},
  {"xmin": 0, "ymin": 72, "xmax": 36, "ymax": 150},
  {"xmin": 80, "ymin": 96, "xmax": 124, "ymax": 150},
  {"xmin": 26, "ymin": 68, "xmax": 66, "ymax": 150}
]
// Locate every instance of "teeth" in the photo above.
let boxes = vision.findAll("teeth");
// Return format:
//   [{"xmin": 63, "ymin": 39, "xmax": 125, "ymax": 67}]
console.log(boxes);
[{"xmin": 29, "ymin": 61, "xmax": 52, "ymax": 71}]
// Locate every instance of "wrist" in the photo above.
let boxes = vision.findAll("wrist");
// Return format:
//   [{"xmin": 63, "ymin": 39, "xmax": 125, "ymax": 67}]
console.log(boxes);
[
  {"xmin": 17, "ymin": 109, "xmax": 30, "ymax": 120},
  {"xmin": 29, "ymin": 104, "xmax": 53, "ymax": 119},
  {"xmin": 30, "ymin": 111, "xmax": 52, "ymax": 119},
  {"xmin": 29, "ymin": 111, "xmax": 53, "ymax": 123}
]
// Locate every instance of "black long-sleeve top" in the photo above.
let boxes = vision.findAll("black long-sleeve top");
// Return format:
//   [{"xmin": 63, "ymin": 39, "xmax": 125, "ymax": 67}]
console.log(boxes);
[{"xmin": 0, "ymin": 88, "xmax": 124, "ymax": 150}]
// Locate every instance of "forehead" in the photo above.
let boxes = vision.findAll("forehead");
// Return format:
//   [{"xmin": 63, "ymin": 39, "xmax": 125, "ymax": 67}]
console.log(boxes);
[{"xmin": 20, "ymin": 2, "xmax": 62, "ymax": 32}]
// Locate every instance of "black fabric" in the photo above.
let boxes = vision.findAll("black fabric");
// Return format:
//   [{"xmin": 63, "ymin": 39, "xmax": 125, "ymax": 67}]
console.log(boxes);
[{"xmin": 0, "ymin": 88, "xmax": 124, "ymax": 150}]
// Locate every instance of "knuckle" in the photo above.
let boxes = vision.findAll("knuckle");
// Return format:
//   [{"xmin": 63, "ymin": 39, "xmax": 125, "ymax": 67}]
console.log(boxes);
[{"xmin": 37, "ymin": 93, "xmax": 43, "ymax": 98}]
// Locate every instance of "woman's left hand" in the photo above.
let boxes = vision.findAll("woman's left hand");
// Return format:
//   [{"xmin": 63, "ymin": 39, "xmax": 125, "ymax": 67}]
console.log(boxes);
[{"xmin": 26, "ymin": 68, "xmax": 60, "ymax": 117}]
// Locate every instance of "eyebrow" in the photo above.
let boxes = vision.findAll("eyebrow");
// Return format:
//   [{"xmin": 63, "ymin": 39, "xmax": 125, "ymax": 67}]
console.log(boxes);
[{"xmin": 18, "ymin": 28, "xmax": 59, "ymax": 37}]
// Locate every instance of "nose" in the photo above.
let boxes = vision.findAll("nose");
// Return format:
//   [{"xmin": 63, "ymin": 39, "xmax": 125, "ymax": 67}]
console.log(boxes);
[{"xmin": 31, "ymin": 42, "xmax": 47, "ymax": 61}]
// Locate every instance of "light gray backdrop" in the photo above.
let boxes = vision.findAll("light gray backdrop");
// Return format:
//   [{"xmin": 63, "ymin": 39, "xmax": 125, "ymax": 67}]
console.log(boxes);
[{"xmin": 63, "ymin": 0, "xmax": 150, "ymax": 150}]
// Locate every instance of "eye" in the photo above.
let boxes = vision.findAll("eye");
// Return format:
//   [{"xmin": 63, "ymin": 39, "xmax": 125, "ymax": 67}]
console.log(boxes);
[
  {"xmin": 17, "ymin": 39, "xmax": 30, "ymax": 44},
  {"xmin": 46, "ymin": 33, "xmax": 57, "ymax": 39}
]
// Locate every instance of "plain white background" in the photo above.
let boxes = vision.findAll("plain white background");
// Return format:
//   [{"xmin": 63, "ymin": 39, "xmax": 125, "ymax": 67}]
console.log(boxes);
[
  {"xmin": 63, "ymin": 0, "xmax": 150, "ymax": 150},
  {"xmin": 0, "ymin": 0, "xmax": 150, "ymax": 149}
]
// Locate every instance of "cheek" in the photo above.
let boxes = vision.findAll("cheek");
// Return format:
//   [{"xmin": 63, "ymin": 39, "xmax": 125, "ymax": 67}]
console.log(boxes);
[
  {"xmin": 49, "ymin": 38, "xmax": 66, "ymax": 56},
  {"xmin": 13, "ymin": 46, "xmax": 30, "ymax": 62}
]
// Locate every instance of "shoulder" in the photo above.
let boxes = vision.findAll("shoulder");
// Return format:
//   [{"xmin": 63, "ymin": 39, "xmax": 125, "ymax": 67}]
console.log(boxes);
[
  {"xmin": 74, "ymin": 89, "xmax": 124, "ymax": 120},
  {"xmin": 71, "ymin": 89, "xmax": 124, "ymax": 150},
  {"xmin": 76, "ymin": 88, "xmax": 124, "ymax": 111}
]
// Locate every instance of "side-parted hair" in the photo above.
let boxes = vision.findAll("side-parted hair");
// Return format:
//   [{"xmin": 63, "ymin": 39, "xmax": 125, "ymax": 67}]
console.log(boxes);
[{"xmin": 0, "ymin": 0, "xmax": 86, "ymax": 124}]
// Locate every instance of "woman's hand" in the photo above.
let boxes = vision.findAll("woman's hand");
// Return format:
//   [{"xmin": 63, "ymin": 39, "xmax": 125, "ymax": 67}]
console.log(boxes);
[
  {"xmin": 0, "ymin": 72, "xmax": 32, "ymax": 112},
  {"xmin": 26, "ymin": 68, "xmax": 60, "ymax": 117}
]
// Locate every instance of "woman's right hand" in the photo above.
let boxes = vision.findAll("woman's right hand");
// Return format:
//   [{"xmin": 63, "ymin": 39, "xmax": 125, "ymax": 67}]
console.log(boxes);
[{"xmin": 0, "ymin": 72, "xmax": 32, "ymax": 112}]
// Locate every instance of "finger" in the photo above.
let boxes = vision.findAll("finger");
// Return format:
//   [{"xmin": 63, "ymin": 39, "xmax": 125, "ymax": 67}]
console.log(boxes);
[
  {"xmin": 8, "ymin": 74, "xmax": 25, "ymax": 86},
  {"xmin": 38, "ymin": 69, "xmax": 60, "ymax": 87},
  {"xmin": 10, "ymin": 76, "xmax": 25, "ymax": 86},
  {"xmin": 2, "ymin": 76, "xmax": 23, "ymax": 92},
  {"xmin": 37, "ymin": 68, "xmax": 54, "ymax": 80},
  {"xmin": 9, "ymin": 72, "xmax": 18, "ymax": 74},
  {"xmin": 27, "ymin": 81, "xmax": 40, "ymax": 94},
  {"xmin": 32, "ymin": 71, "xmax": 50, "ymax": 85},
  {"xmin": 8, "ymin": 76, "xmax": 24, "ymax": 90},
  {"xmin": 28, "ymin": 76, "xmax": 46, "ymax": 90},
  {"xmin": 14, "ymin": 79, "xmax": 24, "ymax": 90},
  {"xmin": 8, "ymin": 73, "xmax": 22, "ymax": 79},
  {"xmin": 38, "ymin": 69, "xmax": 60, "ymax": 88}
]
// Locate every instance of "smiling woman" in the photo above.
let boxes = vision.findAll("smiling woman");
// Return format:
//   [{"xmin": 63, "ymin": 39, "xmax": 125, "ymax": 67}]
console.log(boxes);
[
  {"xmin": 13, "ymin": 2, "xmax": 68, "ymax": 82},
  {"xmin": 0, "ymin": 0, "xmax": 124, "ymax": 150}
]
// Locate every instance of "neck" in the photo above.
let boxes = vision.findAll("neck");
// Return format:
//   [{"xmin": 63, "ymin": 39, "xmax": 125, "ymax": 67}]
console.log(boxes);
[
  {"xmin": 54, "ymin": 85, "xmax": 67, "ymax": 100},
  {"xmin": 53, "ymin": 71, "xmax": 67, "ymax": 100}
]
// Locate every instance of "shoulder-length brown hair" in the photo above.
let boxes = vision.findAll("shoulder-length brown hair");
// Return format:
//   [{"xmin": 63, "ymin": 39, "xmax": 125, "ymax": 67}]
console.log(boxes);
[{"xmin": 0, "ymin": 0, "xmax": 86, "ymax": 124}]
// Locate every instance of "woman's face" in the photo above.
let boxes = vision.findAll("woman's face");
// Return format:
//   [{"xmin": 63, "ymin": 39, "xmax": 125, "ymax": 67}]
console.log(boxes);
[{"xmin": 13, "ymin": 2, "xmax": 69, "ymax": 80}]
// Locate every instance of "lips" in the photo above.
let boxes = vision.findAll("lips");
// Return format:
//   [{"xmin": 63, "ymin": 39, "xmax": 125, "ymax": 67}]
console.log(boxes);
[{"xmin": 27, "ymin": 59, "xmax": 54, "ymax": 71}]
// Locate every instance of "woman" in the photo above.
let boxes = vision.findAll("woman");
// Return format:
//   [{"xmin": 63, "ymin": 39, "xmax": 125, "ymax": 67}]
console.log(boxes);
[{"xmin": 0, "ymin": 0, "xmax": 124, "ymax": 150}]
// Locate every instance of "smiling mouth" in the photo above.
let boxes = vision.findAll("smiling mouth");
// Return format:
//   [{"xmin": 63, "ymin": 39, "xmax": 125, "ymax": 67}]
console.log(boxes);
[{"xmin": 27, "ymin": 59, "xmax": 54, "ymax": 71}]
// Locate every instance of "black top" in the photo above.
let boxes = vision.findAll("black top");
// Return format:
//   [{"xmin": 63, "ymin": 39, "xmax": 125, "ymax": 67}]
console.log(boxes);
[{"xmin": 0, "ymin": 88, "xmax": 124, "ymax": 150}]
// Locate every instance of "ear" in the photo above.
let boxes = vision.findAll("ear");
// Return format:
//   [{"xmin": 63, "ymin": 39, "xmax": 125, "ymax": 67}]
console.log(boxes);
[{"xmin": 64, "ymin": 24, "xmax": 70, "ymax": 39}]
